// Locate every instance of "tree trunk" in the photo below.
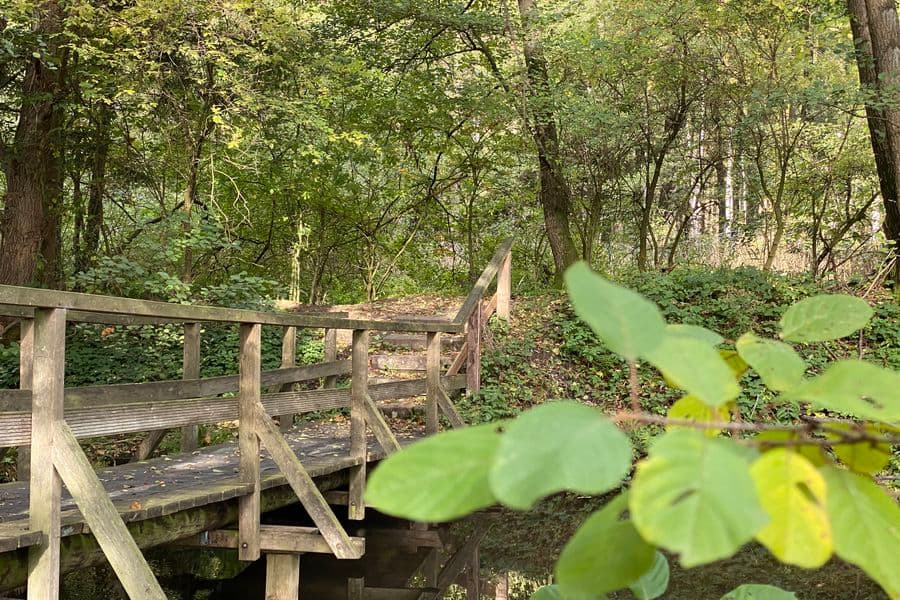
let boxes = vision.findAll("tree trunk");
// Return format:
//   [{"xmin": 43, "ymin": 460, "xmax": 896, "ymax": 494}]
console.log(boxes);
[
  {"xmin": 0, "ymin": 0, "xmax": 65, "ymax": 288},
  {"xmin": 81, "ymin": 107, "xmax": 111, "ymax": 273},
  {"xmin": 517, "ymin": 0, "xmax": 579, "ymax": 280},
  {"xmin": 848, "ymin": 0, "xmax": 900, "ymax": 280}
]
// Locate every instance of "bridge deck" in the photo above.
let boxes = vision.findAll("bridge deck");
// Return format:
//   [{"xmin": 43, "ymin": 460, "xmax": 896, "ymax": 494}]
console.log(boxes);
[{"xmin": 0, "ymin": 424, "xmax": 423, "ymax": 554}]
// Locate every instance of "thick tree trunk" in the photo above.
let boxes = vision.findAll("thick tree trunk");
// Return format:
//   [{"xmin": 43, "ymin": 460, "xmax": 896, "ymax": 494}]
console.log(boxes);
[
  {"xmin": 848, "ymin": 0, "xmax": 900, "ymax": 280},
  {"xmin": 80, "ymin": 107, "xmax": 111, "ymax": 273},
  {"xmin": 0, "ymin": 1, "xmax": 65, "ymax": 288},
  {"xmin": 517, "ymin": 0, "xmax": 579, "ymax": 280}
]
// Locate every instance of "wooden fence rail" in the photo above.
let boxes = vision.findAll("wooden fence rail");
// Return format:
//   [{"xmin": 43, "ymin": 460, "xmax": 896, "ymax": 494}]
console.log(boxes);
[{"xmin": 0, "ymin": 237, "xmax": 513, "ymax": 600}]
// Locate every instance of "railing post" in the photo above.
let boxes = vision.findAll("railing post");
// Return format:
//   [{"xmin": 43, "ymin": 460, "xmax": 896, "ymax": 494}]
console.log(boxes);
[
  {"xmin": 426, "ymin": 331, "xmax": 442, "ymax": 434},
  {"xmin": 181, "ymin": 322, "xmax": 201, "ymax": 451},
  {"xmin": 16, "ymin": 318, "xmax": 34, "ymax": 480},
  {"xmin": 279, "ymin": 325, "xmax": 297, "ymax": 432},
  {"xmin": 497, "ymin": 251, "xmax": 511, "ymax": 321},
  {"xmin": 466, "ymin": 304, "xmax": 482, "ymax": 395},
  {"xmin": 323, "ymin": 327, "xmax": 337, "ymax": 389},
  {"xmin": 349, "ymin": 329, "xmax": 368, "ymax": 521},
  {"xmin": 239, "ymin": 322, "xmax": 262, "ymax": 561},
  {"xmin": 27, "ymin": 307, "xmax": 66, "ymax": 600}
]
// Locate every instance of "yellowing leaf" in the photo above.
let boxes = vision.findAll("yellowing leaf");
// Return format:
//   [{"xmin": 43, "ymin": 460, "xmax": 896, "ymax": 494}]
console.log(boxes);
[
  {"xmin": 753, "ymin": 430, "xmax": 827, "ymax": 467},
  {"xmin": 826, "ymin": 423, "xmax": 892, "ymax": 475},
  {"xmin": 750, "ymin": 450, "xmax": 832, "ymax": 568},
  {"xmin": 668, "ymin": 395, "xmax": 731, "ymax": 437}
]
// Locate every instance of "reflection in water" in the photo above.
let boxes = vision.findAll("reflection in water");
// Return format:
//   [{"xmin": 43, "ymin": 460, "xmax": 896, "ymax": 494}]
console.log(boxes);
[{"xmin": 57, "ymin": 496, "xmax": 888, "ymax": 600}]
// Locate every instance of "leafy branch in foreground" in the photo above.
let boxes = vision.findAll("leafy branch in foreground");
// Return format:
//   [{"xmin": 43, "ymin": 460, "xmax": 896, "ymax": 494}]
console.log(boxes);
[{"xmin": 365, "ymin": 262, "xmax": 899, "ymax": 600}]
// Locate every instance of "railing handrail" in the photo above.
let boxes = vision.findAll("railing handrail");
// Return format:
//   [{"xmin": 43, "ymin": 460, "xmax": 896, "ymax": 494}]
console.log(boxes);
[{"xmin": 453, "ymin": 237, "xmax": 514, "ymax": 324}]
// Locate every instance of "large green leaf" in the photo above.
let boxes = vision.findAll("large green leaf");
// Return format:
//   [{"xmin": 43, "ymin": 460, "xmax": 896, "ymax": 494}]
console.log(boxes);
[
  {"xmin": 821, "ymin": 466, "xmax": 900, "ymax": 597},
  {"xmin": 665, "ymin": 323, "xmax": 724, "ymax": 347},
  {"xmin": 786, "ymin": 360, "xmax": 900, "ymax": 423},
  {"xmin": 630, "ymin": 430, "xmax": 767, "ymax": 567},
  {"xmin": 826, "ymin": 423, "xmax": 893, "ymax": 474},
  {"xmin": 667, "ymin": 395, "xmax": 731, "ymax": 437},
  {"xmin": 628, "ymin": 551, "xmax": 670, "ymax": 600},
  {"xmin": 556, "ymin": 493, "xmax": 655, "ymax": 596},
  {"xmin": 489, "ymin": 401, "xmax": 631, "ymax": 509},
  {"xmin": 750, "ymin": 449, "xmax": 832, "ymax": 568},
  {"xmin": 565, "ymin": 262, "xmax": 665, "ymax": 361},
  {"xmin": 531, "ymin": 585, "xmax": 603, "ymax": 600},
  {"xmin": 365, "ymin": 423, "xmax": 501, "ymax": 522},
  {"xmin": 735, "ymin": 333, "xmax": 806, "ymax": 392},
  {"xmin": 721, "ymin": 584, "xmax": 797, "ymax": 599},
  {"xmin": 643, "ymin": 334, "xmax": 740, "ymax": 407},
  {"xmin": 779, "ymin": 294, "xmax": 873, "ymax": 343}
]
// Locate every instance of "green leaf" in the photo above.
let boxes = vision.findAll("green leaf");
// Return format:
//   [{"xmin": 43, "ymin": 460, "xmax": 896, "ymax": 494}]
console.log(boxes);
[
  {"xmin": 643, "ymin": 334, "xmax": 740, "ymax": 407},
  {"xmin": 628, "ymin": 551, "xmax": 669, "ymax": 600},
  {"xmin": 667, "ymin": 395, "xmax": 731, "ymax": 437},
  {"xmin": 826, "ymin": 423, "xmax": 892, "ymax": 474},
  {"xmin": 490, "ymin": 401, "xmax": 631, "ymax": 510},
  {"xmin": 556, "ymin": 493, "xmax": 655, "ymax": 596},
  {"xmin": 753, "ymin": 431, "xmax": 827, "ymax": 467},
  {"xmin": 779, "ymin": 295, "xmax": 873, "ymax": 343},
  {"xmin": 531, "ymin": 585, "xmax": 603, "ymax": 600},
  {"xmin": 735, "ymin": 333, "xmax": 806, "ymax": 392},
  {"xmin": 630, "ymin": 430, "xmax": 767, "ymax": 567},
  {"xmin": 721, "ymin": 584, "xmax": 797, "ymax": 599},
  {"xmin": 750, "ymin": 449, "xmax": 832, "ymax": 568},
  {"xmin": 720, "ymin": 350, "xmax": 750, "ymax": 380},
  {"xmin": 821, "ymin": 466, "xmax": 900, "ymax": 597},
  {"xmin": 365, "ymin": 423, "xmax": 501, "ymax": 522},
  {"xmin": 565, "ymin": 262, "xmax": 665, "ymax": 361},
  {"xmin": 665, "ymin": 323, "xmax": 724, "ymax": 346},
  {"xmin": 786, "ymin": 360, "xmax": 900, "ymax": 423}
]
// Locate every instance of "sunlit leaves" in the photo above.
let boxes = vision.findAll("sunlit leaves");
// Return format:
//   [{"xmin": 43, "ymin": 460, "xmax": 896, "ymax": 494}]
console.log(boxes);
[
  {"xmin": 490, "ymin": 402, "xmax": 631, "ymax": 510},
  {"xmin": 821, "ymin": 466, "xmax": 900, "ymax": 597},
  {"xmin": 721, "ymin": 584, "xmax": 797, "ymax": 599},
  {"xmin": 750, "ymin": 450, "xmax": 832, "ymax": 568},
  {"xmin": 826, "ymin": 423, "xmax": 893, "ymax": 474},
  {"xmin": 667, "ymin": 395, "xmax": 731, "ymax": 437},
  {"xmin": 665, "ymin": 323, "xmax": 723, "ymax": 346},
  {"xmin": 365, "ymin": 423, "xmax": 501, "ymax": 521},
  {"xmin": 556, "ymin": 493, "xmax": 654, "ymax": 597},
  {"xmin": 779, "ymin": 295, "xmax": 873, "ymax": 343},
  {"xmin": 736, "ymin": 333, "xmax": 805, "ymax": 392},
  {"xmin": 787, "ymin": 360, "xmax": 900, "ymax": 422},
  {"xmin": 630, "ymin": 430, "xmax": 767, "ymax": 566},
  {"xmin": 644, "ymin": 335, "xmax": 740, "ymax": 407},
  {"xmin": 628, "ymin": 551, "xmax": 670, "ymax": 600},
  {"xmin": 565, "ymin": 262, "xmax": 665, "ymax": 361}
]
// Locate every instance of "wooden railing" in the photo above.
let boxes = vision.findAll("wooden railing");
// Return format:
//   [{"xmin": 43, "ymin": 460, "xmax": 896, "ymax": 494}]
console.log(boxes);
[{"xmin": 0, "ymin": 238, "xmax": 512, "ymax": 599}]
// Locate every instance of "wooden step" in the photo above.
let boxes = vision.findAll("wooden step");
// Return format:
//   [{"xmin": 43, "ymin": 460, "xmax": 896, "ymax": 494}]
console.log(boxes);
[
  {"xmin": 376, "ymin": 333, "xmax": 464, "ymax": 351},
  {"xmin": 370, "ymin": 354, "xmax": 452, "ymax": 371}
]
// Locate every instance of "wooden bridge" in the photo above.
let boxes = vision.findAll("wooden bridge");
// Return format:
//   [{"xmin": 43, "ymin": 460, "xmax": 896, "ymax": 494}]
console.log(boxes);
[{"xmin": 0, "ymin": 239, "xmax": 512, "ymax": 599}]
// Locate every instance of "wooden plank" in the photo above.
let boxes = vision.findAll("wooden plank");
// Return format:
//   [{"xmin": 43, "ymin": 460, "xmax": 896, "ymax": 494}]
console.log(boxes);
[
  {"xmin": 445, "ymin": 299, "xmax": 493, "ymax": 379},
  {"xmin": 365, "ymin": 587, "xmax": 424, "ymax": 600},
  {"xmin": 132, "ymin": 429, "xmax": 168, "ymax": 462},
  {"xmin": 453, "ymin": 238, "xmax": 514, "ymax": 324},
  {"xmin": 417, "ymin": 525, "xmax": 489, "ymax": 600},
  {"xmin": 496, "ymin": 250, "xmax": 511, "ymax": 321},
  {"xmin": 27, "ymin": 308, "xmax": 65, "ymax": 600},
  {"xmin": 51, "ymin": 422, "xmax": 166, "ymax": 599},
  {"xmin": 181, "ymin": 322, "xmax": 201, "ymax": 451},
  {"xmin": 466, "ymin": 301, "xmax": 482, "ymax": 394},
  {"xmin": 278, "ymin": 326, "xmax": 297, "ymax": 433},
  {"xmin": 348, "ymin": 578, "xmax": 365, "ymax": 600},
  {"xmin": 16, "ymin": 319, "xmax": 33, "ymax": 480},
  {"xmin": 0, "ymin": 285, "xmax": 461, "ymax": 332},
  {"xmin": 370, "ymin": 354, "xmax": 453, "ymax": 372},
  {"xmin": 266, "ymin": 553, "xmax": 300, "ymax": 600},
  {"xmin": 437, "ymin": 388, "xmax": 466, "ymax": 429},
  {"xmin": 239, "ymin": 323, "xmax": 262, "ymax": 561},
  {"xmin": 0, "ymin": 375, "xmax": 468, "ymax": 447},
  {"xmin": 349, "ymin": 330, "xmax": 368, "ymax": 521},
  {"xmin": 323, "ymin": 328, "xmax": 338, "ymax": 389},
  {"xmin": 425, "ymin": 332, "xmax": 441, "ymax": 434},
  {"xmin": 324, "ymin": 490, "xmax": 349, "ymax": 505},
  {"xmin": 252, "ymin": 403, "xmax": 362, "ymax": 559},
  {"xmin": 178, "ymin": 525, "xmax": 364, "ymax": 556},
  {"xmin": 364, "ymin": 394, "xmax": 401, "ymax": 454}
]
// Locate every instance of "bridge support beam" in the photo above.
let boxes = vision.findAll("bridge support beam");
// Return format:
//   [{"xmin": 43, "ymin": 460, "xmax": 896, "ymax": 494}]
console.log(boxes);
[
  {"xmin": 265, "ymin": 553, "xmax": 300, "ymax": 600},
  {"xmin": 349, "ymin": 329, "xmax": 368, "ymax": 521}
]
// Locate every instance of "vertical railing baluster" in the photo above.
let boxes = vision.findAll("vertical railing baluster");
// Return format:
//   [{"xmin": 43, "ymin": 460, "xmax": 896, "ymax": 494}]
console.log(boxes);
[
  {"xmin": 279, "ymin": 325, "xmax": 297, "ymax": 432},
  {"xmin": 349, "ymin": 329, "xmax": 368, "ymax": 520},
  {"xmin": 27, "ymin": 308, "xmax": 66, "ymax": 599},
  {"xmin": 426, "ymin": 331, "xmax": 442, "ymax": 434},
  {"xmin": 238, "ymin": 322, "xmax": 262, "ymax": 561},
  {"xmin": 16, "ymin": 318, "xmax": 34, "ymax": 480},
  {"xmin": 466, "ymin": 304, "xmax": 482, "ymax": 395},
  {"xmin": 181, "ymin": 322, "xmax": 201, "ymax": 451},
  {"xmin": 323, "ymin": 327, "xmax": 337, "ymax": 389},
  {"xmin": 497, "ymin": 250, "xmax": 512, "ymax": 321}
]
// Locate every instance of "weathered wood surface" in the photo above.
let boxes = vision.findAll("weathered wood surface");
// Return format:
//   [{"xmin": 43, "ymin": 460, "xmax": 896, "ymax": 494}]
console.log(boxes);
[
  {"xmin": 349, "ymin": 330, "xmax": 368, "ymax": 522},
  {"xmin": 369, "ymin": 354, "xmax": 451, "ymax": 372},
  {"xmin": 177, "ymin": 524, "xmax": 365, "ymax": 556},
  {"xmin": 452, "ymin": 237, "xmax": 513, "ymax": 324},
  {"xmin": 239, "ymin": 323, "xmax": 262, "ymax": 561},
  {"xmin": 181, "ymin": 322, "xmax": 202, "ymax": 451},
  {"xmin": 0, "ymin": 285, "xmax": 461, "ymax": 332},
  {"xmin": 425, "ymin": 332, "xmax": 441, "ymax": 435},
  {"xmin": 0, "ymin": 375, "xmax": 465, "ymax": 446},
  {"xmin": 266, "ymin": 552, "xmax": 301, "ymax": 600},
  {"xmin": 0, "ymin": 424, "xmax": 422, "ymax": 539}
]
